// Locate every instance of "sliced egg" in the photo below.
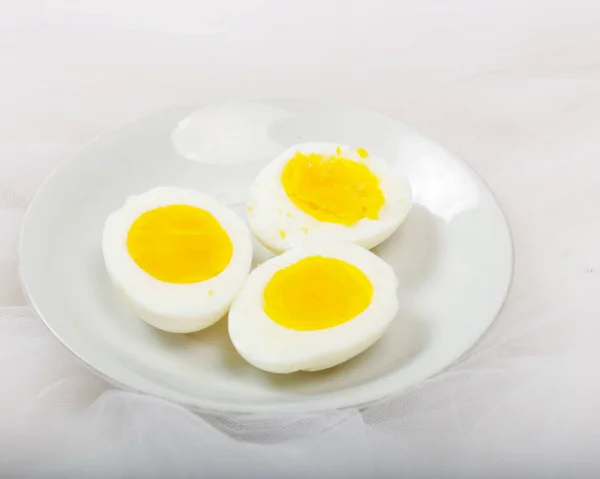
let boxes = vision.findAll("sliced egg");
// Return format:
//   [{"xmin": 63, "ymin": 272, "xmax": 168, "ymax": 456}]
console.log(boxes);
[
  {"xmin": 102, "ymin": 187, "xmax": 252, "ymax": 333},
  {"xmin": 247, "ymin": 142, "xmax": 412, "ymax": 253},
  {"xmin": 228, "ymin": 243, "xmax": 399, "ymax": 373}
]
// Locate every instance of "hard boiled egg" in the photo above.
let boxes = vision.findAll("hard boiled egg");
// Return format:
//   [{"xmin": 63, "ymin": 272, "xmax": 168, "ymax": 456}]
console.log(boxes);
[
  {"xmin": 228, "ymin": 243, "xmax": 399, "ymax": 373},
  {"xmin": 102, "ymin": 187, "xmax": 252, "ymax": 333},
  {"xmin": 247, "ymin": 142, "xmax": 412, "ymax": 253}
]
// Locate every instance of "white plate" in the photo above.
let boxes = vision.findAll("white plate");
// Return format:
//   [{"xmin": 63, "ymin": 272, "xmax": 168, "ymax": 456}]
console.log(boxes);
[{"xmin": 19, "ymin": 99, "xmax": 513, "ymax": 414}]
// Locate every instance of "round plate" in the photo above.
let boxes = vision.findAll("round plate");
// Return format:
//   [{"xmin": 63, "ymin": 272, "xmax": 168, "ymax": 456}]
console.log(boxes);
[{"xmin": 19, "ymin": 100, "xmax": 513, "ymax": 414}]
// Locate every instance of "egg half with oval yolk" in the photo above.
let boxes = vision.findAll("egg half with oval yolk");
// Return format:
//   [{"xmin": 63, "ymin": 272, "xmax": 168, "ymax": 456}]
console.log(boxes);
[
  {"xmin": 228, "ymin": 243, "xmax": 399, "ymax": 373},
  {"xmin": 102, "ymin": 187, "xmax": 253, "ymax": 333},
  {"xmin": 247, "ymin": 142, "xmax": 412, "ymax": 253}
]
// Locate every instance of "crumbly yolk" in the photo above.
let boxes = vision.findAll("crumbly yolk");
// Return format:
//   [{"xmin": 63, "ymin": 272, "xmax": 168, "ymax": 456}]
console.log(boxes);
[
  {"xmin": 127, "ymin": 205, "xmax": 232, "ymax": 284},
  {"xmin": 263, "ymin": 256, "xmax": 373, "ymax": 331},
  {"xmin": 281, "ymin": 151, "xmax": 384, "ymax": 225},
  {"xmin": 357, "ymin": 147, "xmax": 369, "ymax": 158}
]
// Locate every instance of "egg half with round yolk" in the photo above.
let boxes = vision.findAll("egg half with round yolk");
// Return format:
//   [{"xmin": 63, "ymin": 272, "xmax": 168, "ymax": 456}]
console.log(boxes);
[
  {"xmin": 247, "ymin": 142, "xmax": 412, "ymax": 253},
  {"xmin": 102, "ymin": 187, "xmax": 253, "ymax": 333},
  {"xmin": 228, "ymin": 243, "xmax": 399, "ymax": 373}
]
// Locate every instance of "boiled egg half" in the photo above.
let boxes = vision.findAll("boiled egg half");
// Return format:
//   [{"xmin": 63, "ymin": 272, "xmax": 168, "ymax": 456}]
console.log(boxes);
[
  {"xmin": 102, "ymin": 187, "xmax": 253, "ymax": 333},
  {"xmin": 247, "ymin": 142, "xmax": 412, "ymax": 253},
  {"xmin": 228, "ymin": 243, "xmax": 399, "ymax": 373}
]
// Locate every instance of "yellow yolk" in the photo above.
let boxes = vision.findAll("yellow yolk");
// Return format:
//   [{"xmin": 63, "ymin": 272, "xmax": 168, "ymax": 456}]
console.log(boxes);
[
  {"xmin": 281, "ymin": 152, "xmax": 384, "ymax": 225},
  {"xmin": 263, "ymin": 256, "xmax": 373, "ymax": 331},
  {"xmin": 127, "ymin": 205, "xmax": 232, "ymax": 284}
]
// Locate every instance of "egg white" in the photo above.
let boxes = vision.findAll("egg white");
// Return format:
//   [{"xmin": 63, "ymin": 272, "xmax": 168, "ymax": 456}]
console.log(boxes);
[
  {"xmin": 102, "ymin": 187, "xmax": 253, "ymax": 333},
  {"xmin": 228, "ymin": 243, "xmax": 399, "ymax": 373},
  {"xmin": 247, "ymin": 142, "xmax": 413, "ymax": 254}
]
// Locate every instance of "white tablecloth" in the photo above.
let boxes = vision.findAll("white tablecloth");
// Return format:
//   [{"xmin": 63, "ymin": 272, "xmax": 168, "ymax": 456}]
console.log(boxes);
[{"xmin": 1, "ymin": 1, "xmax": 599, "ymax": 477}]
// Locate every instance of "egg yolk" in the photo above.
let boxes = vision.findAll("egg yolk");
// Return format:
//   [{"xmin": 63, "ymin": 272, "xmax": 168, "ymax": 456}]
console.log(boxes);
[
  {"xmin": 263, "ymin": 256, "xmax": 373, "ymax": 331},
  {"xmin": 127, "ymin": 205, "xmax": 233, "ymax": 284},
  {"xmin": 281, "ymin": 151, "xmax": 384, "ymax": 226}
]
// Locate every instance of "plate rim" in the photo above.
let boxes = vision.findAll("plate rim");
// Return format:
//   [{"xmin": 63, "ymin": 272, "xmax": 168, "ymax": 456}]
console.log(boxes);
[{"xmin": 18, "ymin": 98, "xmax": 515, "ymax": 415}]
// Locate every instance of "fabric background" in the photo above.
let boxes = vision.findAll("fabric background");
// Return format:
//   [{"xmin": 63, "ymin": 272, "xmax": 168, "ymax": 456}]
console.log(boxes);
[{"xmin": 1, "ymin": 1, "xmax": 599, "ymax": 477}]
